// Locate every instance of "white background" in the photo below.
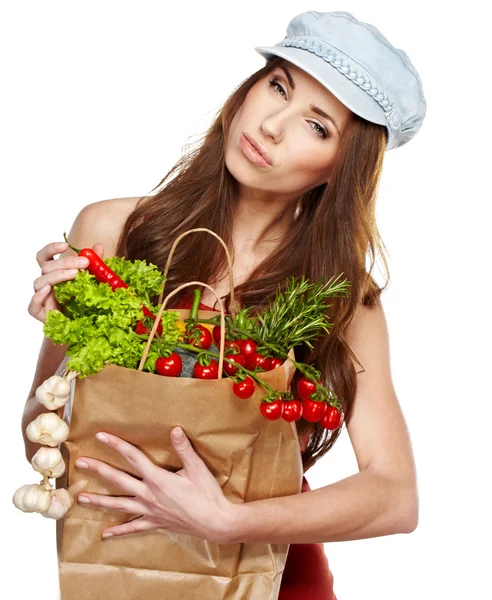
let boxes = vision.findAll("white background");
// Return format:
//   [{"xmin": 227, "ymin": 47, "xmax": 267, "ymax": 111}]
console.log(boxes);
[{"xmin": 2, "ymin": 1, "xmax": 490, "ymax": 598}]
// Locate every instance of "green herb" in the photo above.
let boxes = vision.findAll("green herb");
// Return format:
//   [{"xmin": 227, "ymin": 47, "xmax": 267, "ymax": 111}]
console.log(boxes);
[{"xmin": 253, "ymin": 274, "xmax": 351, "ymax": 357}]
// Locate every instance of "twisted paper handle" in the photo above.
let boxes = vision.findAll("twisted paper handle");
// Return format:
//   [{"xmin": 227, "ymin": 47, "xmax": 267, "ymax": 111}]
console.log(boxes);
[{"xmin": 157, "ymin": 227, "xmax": 240, "ymax": 316}]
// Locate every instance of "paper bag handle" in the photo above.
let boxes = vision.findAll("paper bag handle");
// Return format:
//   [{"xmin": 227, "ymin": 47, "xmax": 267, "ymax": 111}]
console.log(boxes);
[
  {"xmin": 157, "ymin": 228, "xmax": 240, "ymax": 316},
  {"xmin": 138, "ymin": 281, "xmax": 227, "ymax": 378}
]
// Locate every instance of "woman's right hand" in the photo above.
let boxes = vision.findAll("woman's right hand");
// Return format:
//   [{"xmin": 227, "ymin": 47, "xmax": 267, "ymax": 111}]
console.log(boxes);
[{"xmin": 28, "ymin": 240, "xmax": 105, "ymax": 323}]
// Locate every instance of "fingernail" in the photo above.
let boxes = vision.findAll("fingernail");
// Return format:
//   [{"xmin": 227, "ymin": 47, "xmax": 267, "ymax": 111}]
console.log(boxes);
[
  {"xmin": 102, "ymin": 532, "xmax": 114, "ymax": 539},
  {"xmin": 75, "ymin": 460, "xmax": 88, "ymax": 469},
  {"xmin": 57, "ymin": 242, "xmax": 68, "ymax": 249},
  {"xmin": 96, "ymin": 432, "xmax": 109, "ymax": 443},
  {"xmin": 172, "ymin": 427, "xmax": 184, "ymax": 442},
  {"xmin": 78, "ymin": 496, "xmax": 90, "ymax": 503}
]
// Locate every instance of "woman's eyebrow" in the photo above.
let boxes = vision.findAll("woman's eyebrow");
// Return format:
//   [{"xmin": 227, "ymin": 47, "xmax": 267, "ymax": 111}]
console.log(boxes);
[{"xmin": 278, "ymin": 65, "xmax": 341, "ymax": 136}]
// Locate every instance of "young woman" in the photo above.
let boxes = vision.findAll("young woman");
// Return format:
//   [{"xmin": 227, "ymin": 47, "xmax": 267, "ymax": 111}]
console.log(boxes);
[{"xmin": 22, "ymin": 11, "xmax": 426, "ymax": 599}]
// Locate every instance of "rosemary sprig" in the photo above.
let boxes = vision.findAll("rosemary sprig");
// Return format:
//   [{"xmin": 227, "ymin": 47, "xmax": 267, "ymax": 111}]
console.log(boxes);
[{"xmin": 254, "ymin": 273, "xmax": 351, "ymax": 356}]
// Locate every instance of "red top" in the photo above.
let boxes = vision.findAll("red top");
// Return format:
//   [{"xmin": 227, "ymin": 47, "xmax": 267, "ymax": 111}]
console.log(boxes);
[{"xmin": 174, "ymin": 294, "xmax": 337, "ymax": 599}]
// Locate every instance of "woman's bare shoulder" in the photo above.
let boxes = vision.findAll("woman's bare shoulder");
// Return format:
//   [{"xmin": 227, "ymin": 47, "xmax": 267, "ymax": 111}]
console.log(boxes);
[
  {"xmin": 83, "ymin": 196, "xmax": 141, "ymax": 223},
  {"xmin": 75, "ymin": 196, "xmax": 142, "ymax": 256}
]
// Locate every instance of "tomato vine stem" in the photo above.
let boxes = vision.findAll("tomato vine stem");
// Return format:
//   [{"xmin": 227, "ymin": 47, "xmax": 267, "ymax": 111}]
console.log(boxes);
[{"xmin": 176, "ymin": 342, "xmax": 276, "ymax": 394}]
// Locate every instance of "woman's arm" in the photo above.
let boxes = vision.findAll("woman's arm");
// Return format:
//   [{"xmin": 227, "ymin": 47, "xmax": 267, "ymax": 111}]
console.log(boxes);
[
  {"xmin": 22, "ymin": 197, "xmax": 140, "ymax": 462},
  {"xmin": 225, "ymin": 299, "xmax": 418, "ymax": 544}
]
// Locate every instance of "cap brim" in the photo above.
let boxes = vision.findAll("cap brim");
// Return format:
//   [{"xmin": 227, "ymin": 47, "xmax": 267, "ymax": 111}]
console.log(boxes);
[{"xmin": 254, "ymin": 45, "xmax": 387, "ymax": 128}]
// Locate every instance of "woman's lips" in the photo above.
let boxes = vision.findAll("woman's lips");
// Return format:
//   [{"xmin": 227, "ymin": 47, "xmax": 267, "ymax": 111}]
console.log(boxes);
[{"xmin": 240, "ymin": 133, "xmax": 272, "ymax": 168}]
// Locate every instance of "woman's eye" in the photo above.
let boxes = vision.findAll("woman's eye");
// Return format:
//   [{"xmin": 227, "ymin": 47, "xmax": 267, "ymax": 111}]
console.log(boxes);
[
  {"xmin": 268, "ymin": 78, "xmax": 328, "ymax": 139},
  {"xmin": 309, "ymin": 122, "xmax": 328, "ymax": 139},
  {"xmin": 268, "ymin": 78, "xmax": 287, "ymax": 98}
]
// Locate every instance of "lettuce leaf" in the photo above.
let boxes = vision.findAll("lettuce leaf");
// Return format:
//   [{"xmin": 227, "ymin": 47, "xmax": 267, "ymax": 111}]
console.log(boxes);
[
  {"xmin": 103, "ymin": 256, "xmax": 166, "ymax": 306},
  {"xmin": 43, "ymin": 256, "xmax": 180, "ymax": 378}
]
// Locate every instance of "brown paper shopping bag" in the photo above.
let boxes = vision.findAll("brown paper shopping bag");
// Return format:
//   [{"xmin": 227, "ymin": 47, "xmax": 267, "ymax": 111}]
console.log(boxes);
[{"xmin": 54, "ymin": 229, "xmax": 303, "ymax": 600}]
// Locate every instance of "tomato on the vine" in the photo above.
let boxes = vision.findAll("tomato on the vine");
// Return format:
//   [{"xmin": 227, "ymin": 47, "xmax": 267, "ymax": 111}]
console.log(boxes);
[
  {"xmin": 301, "ymin": 398, "xmax": 327, "ymax": 422},
  {"xmin": 223, "ymin": 354, "xmax": 246, "ymax": 377},
  {"xmin": 245, "ymin": 352, "xmax": 270, "ymax": 371},
  {"xmin": 240, "ymin": 339, "xmax": 257, "ymax": 357},
  {"xmin": 281, "ymin": 399, "xmax": 303, "ymax": 422},
  {"xmin": 321, "ymin": 407, "xmax": 344, "ymax": 430},
  {"xmin": 212, "ymin": 325, "xmax": 222, "ymax": 344},
  {"xmin": 260, "ymin": 399, "xmax": 284, "ymax": 420},
  {"xmin": 185, "ymin": 324, "xmax": 213, "ymax": 349},
  {"xmin": 224, "ymin": 339, "xmax": 242, "ymax": 354},
  {"xmin": 232, "ymin": 376, "xmax": 255, "ymax": 399},
  {"xmin": 134, "ymin": 316, "xmax": 163, "ymax": 338},
  {"xmin": 155, "ymin": 353, "xmax": 182, "ymax": 377},
  {"xmin": 270, "ymin": 357, "xmax": 284, "ymax": 370},
  {"xmin": 297, "ymin": 376, "xmax": 322, "ymax": 400},
  {"xmin": 193, "ymin": 360, "xmax": 219, "ymax": 379}
]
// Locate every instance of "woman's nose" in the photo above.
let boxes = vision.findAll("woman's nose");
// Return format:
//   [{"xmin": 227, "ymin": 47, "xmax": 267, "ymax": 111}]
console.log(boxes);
[{"xmin": 260, "ymin": 119, "xmax": 281, "ymax": 143}]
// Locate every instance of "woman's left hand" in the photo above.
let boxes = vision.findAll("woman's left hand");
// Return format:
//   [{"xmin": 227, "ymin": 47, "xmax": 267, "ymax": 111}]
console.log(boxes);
[{"xmin": 75, "ymin": 427, "xmax": 238, "ymax": 544}]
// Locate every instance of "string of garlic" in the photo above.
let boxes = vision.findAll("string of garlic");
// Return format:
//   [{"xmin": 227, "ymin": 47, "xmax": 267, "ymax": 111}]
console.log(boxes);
[{"xmin": 13, "ymin": 371, "xmax": 79, "ymax": 519}]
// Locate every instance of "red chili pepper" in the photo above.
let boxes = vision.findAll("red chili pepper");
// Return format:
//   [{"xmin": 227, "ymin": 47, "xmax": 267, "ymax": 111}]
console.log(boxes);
[{"xmin": 63, "ymin": 232, "xmax": 160, "ymax": 329}]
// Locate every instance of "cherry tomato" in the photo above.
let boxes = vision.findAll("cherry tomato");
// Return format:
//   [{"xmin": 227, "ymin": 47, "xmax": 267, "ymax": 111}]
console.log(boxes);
[
  {"xmin": 185, "ymin": 324, "xmax": 213, "ymax": 349},
  {"xmin": 224, "ymin": 340, "xmax": 242, "ymax": 354},
  {"xmin": 301, "ymin": 398, "xmax": 327, "ymax": 423},
  {"xmin": 212, "ymin": 325, "xmax": 222, "ymax": 344},
  {"xmin": 245, "ymin": 352, "xmax": 271, "ymax": 371},
  {"xmin": 223, "ymin": 354, "xmax": 246, "ymax": 376},
  {"xmin": 232, "ymin": 376, "xmax": 256, "ymax": 399},
  {"xmin": 321, "ymin": 407, "xmax": 344, "ymax": 430},
  {"xmin": 193, "ymin": 360, "xmax": 219, "ymax": 379},
  {"xmin": 155, "ymin": 353, "xmax": 182, "ymax": 377},
  {"xmin": 245, "ymin": 352, "xmax": 263, "ymax": 370},
  {"xmin": 260, "ymin": 399, "xmax": 284, "ymax": 420},
  {"xmin": 234, "ymin": 339, "xmax": 244, "ymax": 353},
  {"xmin": 297, "ymin": 376, "xmax": 322, "ymax": 400},
  {"xmin": 281, "ymin": 399, "xmax": 303, "ymax": 422},
  {"xmin": 270, "ymin": 357, "xmax": 284, "ymax": 370},
  {"xmin": 134, "ymin": 316, "xmax": 163, "ymax": 337},
  {"xmin": 240, "ymin": 339, "xmax": 257, "ymax": 357}
]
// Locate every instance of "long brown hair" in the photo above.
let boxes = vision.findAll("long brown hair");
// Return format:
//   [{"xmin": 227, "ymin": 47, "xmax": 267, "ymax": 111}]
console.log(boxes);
[{"xmin": 115, "ymin": 56, "xmax": 390, "ymax": 472}]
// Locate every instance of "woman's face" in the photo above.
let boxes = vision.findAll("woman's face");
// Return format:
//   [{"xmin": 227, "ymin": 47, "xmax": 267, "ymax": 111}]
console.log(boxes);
[{"xmin": 225, "ymin": 61, "xmax": 353, "ymax": 200}]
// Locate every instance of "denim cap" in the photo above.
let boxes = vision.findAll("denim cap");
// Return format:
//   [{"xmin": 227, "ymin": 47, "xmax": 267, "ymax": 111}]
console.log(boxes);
[{"xmin": 255, "ymin": 11, "xmax": 427, "ymax": 151}]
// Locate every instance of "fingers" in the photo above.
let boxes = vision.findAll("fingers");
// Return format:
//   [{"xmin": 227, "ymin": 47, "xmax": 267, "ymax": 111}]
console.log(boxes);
[
  {"xmin": 170, "ymin": 428, "xmax": 206, "ymax": 481},
  {"xmin": 33, "ymin": 239, "xmax": 90, "ymax": 295},
  {"xmin": 92, "ymin": 242, "xmax": 104, "ymax": 259},
  {"xmin": 27, "ymin": 283, "xmax": 53, "ymax": 322},
  {"xmin": 32, "ymin": 265, "xmax": 83, "ymax": 293},
  {"xmin": 39, "ymin": 255, "xmax": 90, "ymax": 277},
  {"xmin": 77, "ymin": 492, "xmax": 149, "ymax": 518},
  {"xmin": 36, "ymin": 241, "xmax": 69, "ymax": 268},
  {"xmin": 75, "ymin": 454, "xmax": 151, "ymax": 501},
  {"xmin": 100, "ymin": 515, "xmax": 157, "ymax": 538},
  {"xmin": 94, "ymin": 432, "xmax": 160, "ymax": 479},
  {"xmin": 28, "ymin": 238, "xmax": 105, "ymax": 324}
]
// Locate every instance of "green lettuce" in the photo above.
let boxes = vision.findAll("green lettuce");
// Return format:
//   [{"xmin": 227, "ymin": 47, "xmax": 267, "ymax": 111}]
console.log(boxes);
[{"xmin": 43, "ymin": 256, "xmax": 180, "ymax": 378}]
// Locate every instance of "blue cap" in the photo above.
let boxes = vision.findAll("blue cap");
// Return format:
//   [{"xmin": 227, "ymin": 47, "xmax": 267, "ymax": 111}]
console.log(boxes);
[{"xmin": 255, "ymin": 11, "xmax": 427, "ymax": 151}]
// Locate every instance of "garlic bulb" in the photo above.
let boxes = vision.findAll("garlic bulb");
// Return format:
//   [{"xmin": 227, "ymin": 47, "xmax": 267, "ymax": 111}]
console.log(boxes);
[
  {"xmin": 31, "ymin": 447, "xmax": 66, "ymax": 478},
  {"xmin": 35, "ymin": 375, "xmax": 71, "ymax": 410},
  {"xmin": 12, "ymin": 483, "xmax": 51, "ymax": 513},
  {"xmin": 40, "ymin": 488, "xmax": 74, "ymax": 520},
  {"xmin": 26, "ymin": 412, "xmax": 69, "ymax": 447}
]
